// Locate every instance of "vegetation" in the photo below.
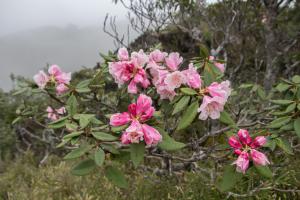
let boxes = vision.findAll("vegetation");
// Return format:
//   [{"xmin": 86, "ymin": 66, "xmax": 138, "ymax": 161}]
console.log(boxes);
[{"xmin": 1, "ymin": 0, "xmax": 300, "ymax": 199}]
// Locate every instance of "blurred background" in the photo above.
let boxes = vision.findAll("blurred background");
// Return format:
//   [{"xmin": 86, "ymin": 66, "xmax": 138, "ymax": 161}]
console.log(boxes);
[{"xmin": 0, "ymin": 0, "xmax": 138, "ymax": 91}]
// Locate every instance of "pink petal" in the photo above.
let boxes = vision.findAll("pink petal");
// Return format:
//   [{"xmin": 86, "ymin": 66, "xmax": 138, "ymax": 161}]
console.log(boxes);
[
  {"xmin": 250, "ymin": 149, "xmax": 270, "ymax": 166},
  {"xmin": 142, "ymin": 124, "xmax": 162, "ymax": 146},
  {"xmin": 228, "ymin": 136, "xmax": 243, "ymax": 149},
  {"xmin": 237, "ymin": 129, "xmax": 252, "ymax": 145},
  {"xmin": 110, "ymin": 112, "xmax": 131, "ymax": 126}
]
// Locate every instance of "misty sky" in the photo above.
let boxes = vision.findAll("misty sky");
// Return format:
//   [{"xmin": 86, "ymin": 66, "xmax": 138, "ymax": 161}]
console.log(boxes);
[
  {"xmin": 0, "ymin": 0, "xmax": 127, "ymax": 36},
  {"xmin": 0, "ymin": 0, "xmax": 130, "ymax": 91}
]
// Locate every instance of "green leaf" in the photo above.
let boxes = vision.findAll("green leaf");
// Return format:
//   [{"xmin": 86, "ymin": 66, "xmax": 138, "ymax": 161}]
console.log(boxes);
[
  {"xmin": 257, "ymin": 86, "xmax": 266, "ymax": 100},
  {"xmin": 63, "ymin": 131, "xmax": 83, "ymax": 140},
  {"xmin": 219, "ymin": 111, "xmax": 235, "ymax": 126},
  {"xmin": 130, "ymin": 143, "xmax": 145, "ymax": 167},
  {"xmin": 293, "ymin": 118, "xmax": 300, "ymax": 138},
  {"xmin": 101, "ymin": 144, "xmax": 120, "ymax": 154},
  {"xmin": 199, "ymin": 44, "xmax": 209, "ymax": 58},
  {"xmin": 280, "ymin": 122, "xmax": 294, "ymax": 131},
  {"xmin": 56, "ymin": 138, "xmax": 71, "ymax": 148},
  {"xmin": 64, "ymin": 145, "xmax": 92, "ymax": 160},
  {"xmin": 79, "ymin": 114, "xmax": 94, "ymax": 128},
  {"xmin": 217, "ymin": 165, "xmax": 243, "ymax": 192},
  {"xmin": 105, "ymin": 166, "xmax": 128, "ymax": 188},
  {"xmin": 71, "ymin": 159, "xmax": 96, "ymax": 176},
  {"xmin": 12, "ymin": 87, "xmax": 28, "ymax": 96},
  {"xmin": 180, "ymin": 88, "xmax": 197, "ymax": 95},
  {"xmin": 270, "ymin": 99, "xmax": 294, "ymax": 105},
  {"xmin": 76, "ymin": 79, "xmax": 91, "ymax": 89},
  {"xmin": 276, "ymin": 83, "xmax": 291, "ymax": 92},
  {"xmin": 92, "ymin": 132, "xmax": 118, "ymax": 141},
  {"xmin": 285, "ymin": 103, "xmax": 296, "ymax": 113},
  {"xmin": 76, "ymin": 88, "xmax": 91, "ymax": 93},
  {"xmin": 172, "ymin": 96, "xmax": 190, "ymax": 115},
  {"xmin": 12, "ymin": 116, "xmax": 22, "ymax": 125},
  {"xmin": 239, "ymin": 83, "xmax": 253, "ymax": 89},
  {"xmin": 157, "ymin": 127, "xmax": 186, "ymax": 151},
  {"xmin": 276, "ymin": 138, "xmax": 293, "ymax": 155},
  {"xmin": 111, "ymin": 124, "xmax": 128, "ymax": 133},
  {"xmin": 67, "ymin": 95, "xmax": 78, "ymax": 116},
  {"xmin": 48, "ymin": 116, "xmax": 68, "ymax": 129},
  {"xmin": 268, "ymin": 116, "xmax": 291, "ymax": 129},
  {"xmin": 176, "ymin": 101, "xmax": 199, "ymax": 131},
  {"xmin": 254, "ymin": 165, "xmax": 272, "ymax": 178},
  {"xmin": 292, "ymin": 75, "xmax": 300, "ymax": 84},
  {"xmin": 203, "ymin": 65, "xmax": 214, "ymax": 85},
  {"xmin": 94, "ymin": 149, "xmax": 105, "ymax": 166}
]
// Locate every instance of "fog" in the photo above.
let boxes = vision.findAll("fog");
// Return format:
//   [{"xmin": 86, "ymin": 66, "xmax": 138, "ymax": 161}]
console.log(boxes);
[{"xmin": 0, "ymin": 0, "xmax": 135, "ymax": 91}]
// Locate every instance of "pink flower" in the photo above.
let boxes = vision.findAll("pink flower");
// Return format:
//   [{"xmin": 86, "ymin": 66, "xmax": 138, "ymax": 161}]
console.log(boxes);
[
  {"xmin": 131, "ymin": 49, "xmax": 148, "ymax": 67},
  {"xmin": 233, "ymin": 151, "xmax": 249, "ymax": 174},
  {"xmin": 237, "ymin": 129, "xmax": 252, "ymax": 145},
  {"xmin": 228, "ymin": 129, "xmax": 270, "ymax": 173},
  {"xmin": 109, "ymin": 60, "xmax": 150, "ymax": 94},
  {"xmin": 250, "ymin": 149, "xmax": 270, "ymax": 166},
  {"xmin": 207, "ymin": 80, "xmax": 231, "ymax": 102},
  {"xmin": 157, "ymin": 85, "xmax": 177, "ymax": 100},
  {"xmin": 56, "ymin": 72, "xmax": 71, "ymax": 84},
  {"xmin": 209, "ymin": 56, "xmax": 225, "ymax": 73},
  {"xmin": 165, "ymin": 52, "xmax": 183, "ymax": 71},
  {"xmin": 149, "ymin": 50, "xmax": 167, "ymax": 63},
  {"xmin": 182, "ymin": 63, "xmax": 202, "ymax": 89},
  {"xmin": 33, "ymin": 71, "xmax": 49, "ymax": 89},
  {"xmin": 198, "ymin": 96, "xmax": 225, "ymax": 120},
  {"xmin": 121, "ymin": 121, "xmax": 144, "ymax": 144},
  {"xmin": 118, "ymin": 47, "xmax": 129, "ymax": 61},
  {"xmin": 164, "ymin": 71, "xmax": 186, "ymax": 90},
  {"xmin": 142, "ymin": 124, "xmax": 162, "ymax": 146},
  {"xmin": 110, "ymin": 94, "xmax": 162, "ymax": 146},
  {"xmin": 48, "ymin": 65, "xmax": 62, "ymax": 77},
  {"xmin": 228, "ymin": 136, "xmax": 243, "ymax": 149},
  {"xmin": 214, "ymin": 62, "xmax": 225, "ymax": 73},
  {"xmin": 56, "ymin": 84, "xmax": 68, "ymax": 95},
  {"xmin": 34, "ymin": 65, "xmax": 71, "ymax": 94},
  {"xmin": 46, "ymin": 106, "xmax": 66, "ymax": 121},
  {"xmin": 251, "ymin": 136, "xmax": 267, "ymax": 148},
  {"xmin": 110, "ymin": 112, "xmax": 131, "ymax": 126}
]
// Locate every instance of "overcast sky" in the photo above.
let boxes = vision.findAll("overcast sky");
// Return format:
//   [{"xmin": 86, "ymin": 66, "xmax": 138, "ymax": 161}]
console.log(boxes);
[
  {"xmin": 0, "ymin": 0, "xmax": 127, "ymax": 36},
  {"xmin": 0, "ymin": 0, "xmax": 130, "ymax": 91}
]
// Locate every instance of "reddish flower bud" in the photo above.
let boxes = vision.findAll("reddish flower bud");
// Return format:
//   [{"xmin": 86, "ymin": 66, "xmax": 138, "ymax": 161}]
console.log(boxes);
[
  {"xmin": 228, "ymin": 136, "xmax": 243, "ymax": 149},
  {"xmin": 251, "ymin": 136, "xmax": 267, "ymax": 148},
  {"xmin": 237, "ymin": 129, "xmax": 252, "ymax": 145}
]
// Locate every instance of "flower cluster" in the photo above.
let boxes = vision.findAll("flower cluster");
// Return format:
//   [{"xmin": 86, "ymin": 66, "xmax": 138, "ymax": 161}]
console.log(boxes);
[
  {"xmin": 109, "ymin": 48, "xmax": 201, "ymax": 99},
  {"xmin": 108, "ymin": 48, "xmax": 150, "ymax": 94},
  {"xmin": 229, "ymin": 129, "xmax": 270, "ymax": 173},
  {"xmin": 109, "ymin": 48, "xmax": 231, "ymax": 120},
  {"xmin": 46, "ymin": 106, "xmax": 66, "ymax": 121},
  {"xmin": 110, "ymin": 94, "xmax": 162, "ymax": 146},
  {"xmin": 34, "ymin": 65, "xmax": 71, "ymax": 95},
  {"xmin": 198, "ymin": 80, "xmax": 231, "ymax": 120}
]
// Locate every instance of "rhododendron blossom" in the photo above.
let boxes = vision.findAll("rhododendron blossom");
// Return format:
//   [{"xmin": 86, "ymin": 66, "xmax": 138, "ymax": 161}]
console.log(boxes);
[
  {"xmin": 198, "ymin": 80, "xmax": 231, "ymax": 120},
  {"xmin": 209, "ymin": 56, "xmax": 225, "ymax": 73},
  {"xmin": 229, "ymin": 129, "xmax": 269, "ymax": 173},
  {"xmin": 165, "ymin": 52, "xmax": 183, "ymax": 71},
  {"xmin": 198, "ymin": 96, "xmax": 225, "ymax": 120},
  {"xmin": 149, "ymin": 49, "xmax": 167, "ymax": 63},
  {"xmin": 182, "ymin": 63, "xmax": 202, "ymax": 89},
  {"xmin": 110, "ymin": 94, "xmax": 162, "ymax": 146},
  {"xmin": 46, "ymin": 106, "xmax": 66, "ymax": 121},
  {"xmin": 109, "ymin": 48, "xmax": 150, "ymax": 94},
  {"xmin": 33, "ymin": 65, "xmax": 71, "ymax": 95}
]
